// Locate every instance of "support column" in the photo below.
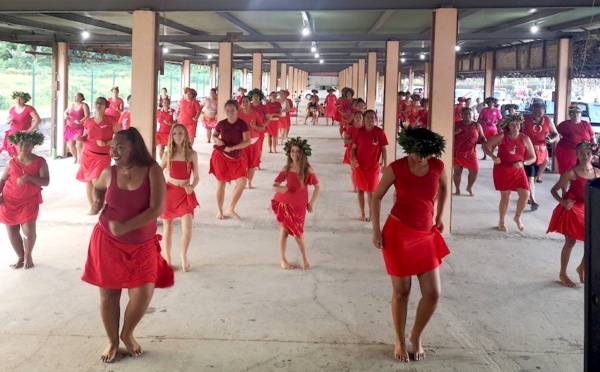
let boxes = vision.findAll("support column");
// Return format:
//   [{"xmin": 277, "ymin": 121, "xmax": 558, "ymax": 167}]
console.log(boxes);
[
  {"xmin": 347, "ymin": 66, "xmax": 353, "ymax": 91},
  {"xmin": 555, "ymin": 38, "xmax": 573, "ymax": 124},
  {"xmin": 294, "ymin": 68, "xmax": 300, "ymax": 99},
  {"xmin": 383, "ymin": 40, "xmax": 400, "ymax": 163},
  {"xmin": 366, "ymin": 53, "xmax": 377, "ymax": 108},
  {"xmin": 398, "ymin": 72, "xmax": 402, "ymax": 91},
  {"xmin": 484, "ymin": 51, "xmax": 495, "ymax": 98},
  {"xmin": 408, "ymin": 66, "xmax": 414, "ymax": 93},
  {"xmin": 252, "ymin": 53, "xmax": 262, "ymax": 90},
  {"xmin": 288, "ymin": 65, "xmax": 293, "ymax": 92},
  {"xmin": 358, "ymin": 59, "xmax": 366, "ymax": 99},
  {"xmin": 52, "ymin": 42, "xmax": 69, "ymax": 157},
  {"xmin": 217, "ymin": 42, "xmax": 233, "ymax": 121},
  {"xmin": 241, "ymin": 68, "xmax": 247, "ymax": 90},
  {"xmin": 280, "ymin": 63, "xmax": 287, "ymax": 90},
  {"xmin": 182, "ymin": 59, "xmax": 191, "ymax": 89},
  {"xmin": 423, "ymin": 62, "xmax": 431, "ymax": 97},
  {"xmin": 376, "ymin": 71, "xmax": 380, "ymax": 100},
  {"xmin": 210, "ymin": 63, "xmax": 217, "ymax": 88},
  {"xmin": 131, "ymin": 10, "xmax": 159, "ymax": 155},
  {"xmin": 352, "ymin": 63, "xmax": 359, "ymax": 93},
  {"xmin": 269, "ymin": 59, "xmax": 278, "ymax": 93},
  {"xmin": 428, "ymin": 8, "xmax": 458, "ymax": 232}
]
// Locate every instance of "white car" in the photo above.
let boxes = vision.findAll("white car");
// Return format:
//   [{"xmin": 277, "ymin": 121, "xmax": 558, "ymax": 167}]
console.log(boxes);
[{"xmin": 301, "ymin": 85, "xmax": 337, "ymax": 101}]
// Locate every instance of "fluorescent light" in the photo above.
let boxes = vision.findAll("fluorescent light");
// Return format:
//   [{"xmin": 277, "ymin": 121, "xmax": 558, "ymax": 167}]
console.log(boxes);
[
  {"xmin": 302, "ymin": 26, "xmax": 310, "ymax": 36},
  {"xmin": 81, "ymin": 30, "xmax": 90, "ymax": 39},
  {"xmin": 420, "ymin": 54, "xmax": 425, "ymax": 60},
  {"xmin": 311, "ymin": 46, "xmax": 316, "ymax": 52},
  {"xmin": 207, "ymin": 54, "xmax": 212, "ymax": 60},
  {"xmin": 400, "ymin": 58, "xmax": 406, "ymax": 63},
  {"xmin": 162, "ymin": 46, "xmax": 169, "ymax": 54},
  {"xmin": 319, "ymin": 59, "xmax": 324, "ymax": 64},
  {"xmin": 455, "ymin": 45, "xmax": 461, "ymax": 51},
  {"xmin": 314, "ymin": 53, "xmax": 319, "ymax": 58},
  {"xmin": 530, "ymin": 24, "xmax": 539, "ymax": 33}
]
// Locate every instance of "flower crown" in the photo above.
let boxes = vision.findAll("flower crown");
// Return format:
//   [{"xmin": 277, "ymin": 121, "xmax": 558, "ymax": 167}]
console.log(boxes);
[
  {"xmin": 397, "ymin": 127, "xmax": 445, "ymax": 158},
  {"xmin": 284, "ymin": 137, "xmax": 312, "ymax": 157},
  {"xmin": 11, "ymin": 91, "xmax": 31, "ymax": 102},
  {"xmin": 8, "ymin": 131, "xmax": 45, "ymax": 146},
  {"xmin": 248, "ymin": 88, "xmax": 265, "ymax": 102},
  {"xmin": 569, "ymin": 105, "xmax": 582, "ymax": 114},
  {"xmin": 499, "ymin": 114, "xmax": 524, "ymax": 129}
]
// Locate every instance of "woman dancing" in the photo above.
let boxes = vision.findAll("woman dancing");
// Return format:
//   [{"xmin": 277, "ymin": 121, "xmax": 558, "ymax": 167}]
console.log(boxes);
[
  {"xmin": 177, "ymin": 88, "xmax": 201, "ymax": 146},
  {"xmin": 478, "ymin": 97, "xmax": 502, "ymax": 160},
  {"xmin": 2, "ymin": 91, "xmax": 41, "ymax": 157},
  {"xmin": 453, "ymin": 108, "xmax": 486, "ymax": 196},
  {"xmin": 64, "ymin": 92, "xmax": 90, "ymax": 163},
  {"xmin": 200, "ymin": 88, "xmax": 219, "ymax": 143}
]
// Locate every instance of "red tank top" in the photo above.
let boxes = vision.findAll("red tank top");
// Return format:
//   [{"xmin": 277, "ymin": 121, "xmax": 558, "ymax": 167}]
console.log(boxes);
[
  {"xmin": 565, "ymin": 169, "xmax": 599, "ymax": 203},
  {"xmin": 67, "ymin": 104, "xmax": 85, "ymax": 128},
  {"xmin": 169, "ymin": 160, "xmax": 192, "ymax": 179},
  {"xmin": 9, "ymin": 105, "xmax": 33, "ymax": 132},
  {"xmin": 99, "ymin": 166, "xmax": 156, "ymax": 244},
  {"xmin": 523, "ymin": 115, "xmax": 550, "ymax": 146},
  {"xmin": 454, "ymin": 122, "xmax": 479, "ymax": 158},
  {"xmin": 497, "ymin": 133, "xmax": 527, "ymax": 164}
]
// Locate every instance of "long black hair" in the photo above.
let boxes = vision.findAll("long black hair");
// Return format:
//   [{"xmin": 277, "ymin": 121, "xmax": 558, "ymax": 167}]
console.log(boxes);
[{"xmin": 117, "ymin": 127, "xmax": 156, "ymax": 167}]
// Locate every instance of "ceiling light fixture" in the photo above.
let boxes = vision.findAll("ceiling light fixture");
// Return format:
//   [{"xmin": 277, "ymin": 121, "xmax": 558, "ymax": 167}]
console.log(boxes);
[
  {"xmin": 302, "ymin": 25, "xmax": 310, "ymax": 36},
  {"xmin": 400, "ymin": 58, "xmax": 406, "ymax": 63},
  {"xmin": 530, "ymin": 23, "xmax": 539, "ymax": 33},
  {"xmin": 207, "ymin": 53, "xmax": 212, "ymax": 60},
  {"xmin": 162, "ymin": 46, "xmax": 169, "ymax": 54},
  {"xmin": 311, "ymin": 45, "xmax": 317, "ymax": 53},
  {"xmin": 455, "ymin": 45, "xmax": 461, "ymax": 51},
  {"xmin": 314, "ymin": 52, "xmax": 319, "ymax": 58},
  {"xmin": 420, "ymin": 54, "xmax": 425, "ymax": 60},
  {"xmin": 81, "ymin": 30, "xmax": 90, "ymax": 39},
  {"xmin": 319, "ymin": 59, "xmax": 324, "ymax": 64}
]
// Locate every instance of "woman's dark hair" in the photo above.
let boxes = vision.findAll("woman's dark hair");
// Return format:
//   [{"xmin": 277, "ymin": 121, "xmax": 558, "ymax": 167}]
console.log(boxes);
[
  {"xmin": 117, "ymin": 128, "xmax": 155, "ymax": 167},
  {"xmin": 95, "ymin": 97, "xmax": 108, "ymax": 106},
  {"xmin": 225, "ymin": 99, "xmax": 239, "ymax": 110},
  {"xmin": 76, "ymin": 92, "xmax": 85, "ymax": 101},
  {"xmin": 126, "ymin": 95, "xmax": 132, "ymax": 101},
  {"xmin": 210, "ymin": 88, "xmax": 217, "ymax": 94}
]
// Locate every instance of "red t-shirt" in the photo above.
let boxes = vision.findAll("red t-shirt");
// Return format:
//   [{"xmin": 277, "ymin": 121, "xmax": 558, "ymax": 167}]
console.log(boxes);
[
  {"xmin": 214, "ymin": 118, "xmax": 249, "ymax": 159},
  {"xmin": 497, "ymin": 133, "xmax": 528, "ymax": 164},
  {"xmin": 237, "ymin": 109, "xmax": 264, "ymax": 139},
  {"xmin": 118, "ymin": 111, "xmax": 131, "ymax": 130},
  {"xmin": 250, "ymin": 102, "xmax": 267, "ymax": 120},
  {"xmin": 556, "ymin": 120, "xmax": 595, "ymax": 150},
  {"xmin": 84, "ymin": 116, "xmax": 117, "ymax": 154},
  {"xmin": 353, "ymin": 126, "xmax": 389, "ymax": 171},
  {"xmin": 157, "ymin": 108, "xmax": 175, "ymax": 134},
  {"xmin": 265, "ymin": 101, "xmax": 282, "ymax": 122},
  {"xmin": 178, "ymin": 99, "xmax": 201, "ymax": 127},
  {"xmin": 523, "ymin": 115, "xmax": 551, "ymax": 146}
]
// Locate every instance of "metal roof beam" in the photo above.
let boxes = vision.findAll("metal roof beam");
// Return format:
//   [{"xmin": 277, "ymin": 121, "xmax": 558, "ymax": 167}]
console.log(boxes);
[
  {"xmin": 474, "ymin": 8, "xmax": 570, "ymax": 33},
  {"xmin": 215, "ymin": 12, "xmax": 287, "ymax": 55},
  {"xmin": 43, "ymin": 12, "xmax": 131, "ymax": 34},
  {"xmin": 548, "ymin": 15, "xmax": 600, "ymax": 31},
  {"xmin": 356, "ymin": 10, "xmax": 395, "ymax": 47}
]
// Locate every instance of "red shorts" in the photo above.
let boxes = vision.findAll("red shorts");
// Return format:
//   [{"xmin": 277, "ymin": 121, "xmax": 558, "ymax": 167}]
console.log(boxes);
[{"xmin": 209, "ymin": 149, "xmax": 248, "ymax": 182}]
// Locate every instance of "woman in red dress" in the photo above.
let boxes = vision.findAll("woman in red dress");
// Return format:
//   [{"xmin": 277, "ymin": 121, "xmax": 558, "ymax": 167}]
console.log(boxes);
[
  {"xmin": 277, "ymin": 90, "xmax": 293, "ymax": 145},
  {"xmin": 156, "ymin": 97, "xmax": 176, "ymax": 159},
  {"xmin": 453, "ymin": 108, "xmax": 486, "ymax": 196},
  {"xmin": 548, "ymin": 142, "xmax": 598, "ymax": 288},
  {"xmin": 210, "ymin": 100, "xmax": 251, "ymax": 220},
  {"xmin": 478, "ymin": 97, "xmax": 502, "ymax": 160},
  {"xmin": 555, "ymin": 106, "xmax": 597, "ymax": 175},
  {"xmin": 483, "ymin": 114, "xmax": 536, "ymax": 232},
  {"xmin": 351, "ymin": 110, "xmax": 388, "ymax": 222},
  {"xmin": 118, "ymin": 95, "xmax": 131, "ymax": 130},
  {"xmin": 160, "ymin": 124, "xmax": 199, "ymax": 272},
  {"xmin": 177, "ymin": 88, "xmax": 201, "ymax": 146},
  {"xmin": 264, "ymin": 92, "xmax": 282, "ymax": 153},
  {"xmin": 372, "ymin": 127, "xmax": 449, "ymax": 362},
  {"xmin": 343, "ymin": 111, "xmax": 365, "ymax": 191},
  {"xmin": 338, "ymin": 88, "xmax": 355, "ymax": 138},
  {"xmin": 64, "ymin": 92, "xmax": 90, "ymax": 163},
  {"xmin": 0, "ymin": 131, "xmax": 49, "ymax": 269},
  {"xmin": 413, "ymin": 98, "xmax": 429, "ymax": 129},
  {"xmin": 82, "ymin": 127, "xmax": 173, "ymax": 363},
  {"xmin": 272, "ymin": 137, "xmax": 320, "ymax": 270},
  {"xmin": 200, "ymin": 88, "xmax": 219, "ymax": 144},
  {"xmin": 2, "ymin": 91, "xmax": 41, "ymax": 157},
  {"xmin": 249, "ymin": 91, "xmax": 267, "ymax": 168},
  {"xmin": 238, "ymin": 96, "xmax": 265, "ymax": 189},
  {"xmin": 324, "ymin": 88, "xmax": 338, "ymax": 126},
  {"xmin": 106, "ymin": 86, "xmax": 124, "ymax": 121},
  {"xmin": 76, "ymin": 97, "xmax": 121, "ymax": 213}
]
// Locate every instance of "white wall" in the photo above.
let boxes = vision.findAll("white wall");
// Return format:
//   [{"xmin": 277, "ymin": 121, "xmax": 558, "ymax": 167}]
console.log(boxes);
[{"xmin": 308, "ymin": 75, "xmax": 339, "ymax": 88}]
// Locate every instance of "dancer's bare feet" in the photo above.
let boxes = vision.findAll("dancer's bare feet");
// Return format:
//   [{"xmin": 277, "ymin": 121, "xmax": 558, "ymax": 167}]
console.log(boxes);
[
  {"xmin": 466, "ymin": 187, "xmax": 474, "ymax": 196},
  {"xmin": 181, "ymin": 256, "xmax": 191, "ymax": 272},
  {"xmin": 576, "ymin": 265, "xmax": 585, "ymax": 284},
  {"xmin": 120, "ymin": 334, "xmax": 142, "ymax": 357},
  {"xmin": 23, "ymin": 258, "xmax": 34, "ymax": 269},
  {"xmin": 394, "ymin": 340, "xmax": 409, "ymax": 362},
  {"xmin": 281, "ymin": 260, "xmax": 293, "ymax": 270},
  {"xmin": 246, "ymin": 183, "xmax": 253, "ymax": 189},
  {"xmin": 559, "ymin": 273, "xmax": 578, "ymax": 288},
  {"xmin": 497, "ymin": 223, "xmax": 507, "ymax": 232},
  {"xmin": 513, "ymin": 215, "xmax": 525, "ymax": 231},
  {"xmin": 409, "ymin": 333, "xmax": 426, "ymax": 361},
  {"xmin": 302, "ymin": 258, "xmax": 311, "ymax": 270},
  {"xmin": 100, "ymin": 342, "xmax": 119, "ymax": 363},
  {"xmin": 225, "ymin": 209, "xmax": 241, "ymax": 220},
  {"xmin": 10, "ymin": 259, "xmax": 24, "ymax": 269},
  {"xmin": 216, "ymin": 212, "xmax": 225, "ymax": 220},
  {"xmin": 453, "ymin": 190, "xmax": 461, "ymax": 196}
]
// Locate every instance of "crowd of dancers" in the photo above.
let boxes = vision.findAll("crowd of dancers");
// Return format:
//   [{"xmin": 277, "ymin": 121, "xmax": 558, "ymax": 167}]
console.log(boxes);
[{"xmin": 0, "ymin": 86, "xmax": 597, "ymax": 363}]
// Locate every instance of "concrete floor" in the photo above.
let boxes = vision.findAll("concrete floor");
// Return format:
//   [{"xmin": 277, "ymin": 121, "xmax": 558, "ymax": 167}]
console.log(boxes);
[{"xmin": 0, "ymin": 123, "xmax": 584, "ymax": 371}]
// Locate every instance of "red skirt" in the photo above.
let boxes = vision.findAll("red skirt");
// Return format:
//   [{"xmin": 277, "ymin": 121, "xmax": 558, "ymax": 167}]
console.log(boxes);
[
  {"xmin": 547, "ymin": 201, "xmax": 585, "ymax": 241},
  {"xmin": 279, "ymin": 117, "xmax": 291, "ymax": 131},
  {"xmin": 160, "ymin": 182, "xmax": 199, "ymax": 220},
  {"xmin": 343, "ymin": 146, "xmax": 352, "ymax": 165},
  {"xmin": 64, "ymin": 124, "xmax": 84, "ymax": 141},
  {"xmin": 381, "ymin": 216, "xmax": 450, "ymax": 277},
  {"xmin": 243, "ymin": 142, "xmax": 261, "ymax": 168},
  {"xmin": 265, "ymin": 120, "xmax": 279, "ymax": 137},
  {"xmin": 209, "ymin": 149, "xmax": 248, "ymax": 182},
  {"xmin": 76, "ymin": 149, "xmax": 111, "ymax": 183},
  {"xmin": 271, "ymin": 200, "xmax": 306, "ymax": 238},
  {"xmin": 354, "ymin": 166, "xmax": 380, "ymax": 192},
  {"xmin": 185, "ymin": 123, "xmax": 198, "ymax": 138},
  {"xmin": 156, "ymin": 132, "xmax": 169, "ymax": 146},
  {"xmin": 81, "ymin": 224, "xmax": 174, "ymax": 289},
  {"xmin": 493, "ymin": 164, "xmax": 529, "ymax": 191},
  {"xmin": 258, "ymin": 132, "xmax": 266, "ymax": 151},
  {"xmin": 0, "ymin": 192, "xmax": 41, "ymax": 226},
  {"xmin": 555, "ymin": 144, "xmax": 576, "ymax": 175},
  {"xmin": 453, "ymin": 154, "xmax": 479, "ymax": 171},
  {"xmin": 481, "ymin": 124, "xmax": 497, "ymax": 140}
]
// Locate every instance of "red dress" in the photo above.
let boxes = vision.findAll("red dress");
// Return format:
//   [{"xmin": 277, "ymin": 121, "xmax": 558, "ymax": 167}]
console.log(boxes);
[
  {"xmin": 1, "ymin": 105, "xmax": 34, "ymax": 157},
  {"xmin": 118, "ymin": 111, "xmax": 131, "ymax": 130},
  {"xmin": 324, "ymin": 94, "xmax": 338, "ymax": 118},
  {"xmin": 81, "ymin": 166, "xmax": 174, "ymax": 289},
  {"xmin": 523, "ymin": 115, "xmax": 551, "ymax": 166},
  {"xmin": 264, "ymin": 101, "xmax": 282, "ymax": 137},
  {"xmin": 64, "ymin": 104, "xmax": 85, "ymax": 141},
  {"xmin": 493, "ymin": 133, "xmax": 530, "ymax": 191},
  {"xmin": 415, "ymin": 109, "xmax": 428, "ymax": 128},
  {"xmin": 250, "ymin": 103, "xmax": 267, "ymax": 151},
  {"xmin": 0, "ymin": 157, "xmax": 45, "ymax": 225},
  {"xmin": 338, "ymin": 99, "xmax": 353, "ymax": 130},
  {"xmin": 238, "ymin": 109, "xmax": 264, "ymax": 169},
  {"xmin": 343, "ymin": 126, "xmax": 359, "ymax": 165},
  {"xmin": 271, "ymin": 170, "xmax": 319, "ymax": 238},
  {"xmin": 353, "ymin": 126, "xmax": 388, "ymax": 192},
  {"xmin": 76, "ymin": 116, "xmax": 117, "ymax": 183},
  {"xmin": 381, "ymin": 157, "xmax": 449, "ymax": 277},
  {"xmin": 106, "ymin": 97, "xmax": 123, "ymax": 120},
  {"xmin": 161, "ymin": 161, "xmax": 199, "ymax": 220},
  {"xmin": 478, "ymin": 107, "xmax": 502, "ymax": 139},
  {"xmin": 555, "ymin": 120, "xmax": 595, "ymax": 174},
  {"xmin": 178, "ymin": 99, "xmax": 201, "ymax": 138},
  {"xmin": 547, "ymin": 169, "xmax": 599, "ymax": 241},
  {"xmin": 453, "ymin": 121, "xmax": 480, "ymax": 171},
  {"xmin": 156, "ymin": 108, "xmax": 175, "ymax": 146},
  {"xmin": 209, "ymin": 119, "xmax": 249, "ymax": 182}
]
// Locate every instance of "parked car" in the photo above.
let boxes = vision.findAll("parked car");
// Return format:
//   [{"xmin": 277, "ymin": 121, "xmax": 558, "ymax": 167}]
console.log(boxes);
[{"xmin": 302, "ymin": 85, "xmax": 337, "ymax": 100}]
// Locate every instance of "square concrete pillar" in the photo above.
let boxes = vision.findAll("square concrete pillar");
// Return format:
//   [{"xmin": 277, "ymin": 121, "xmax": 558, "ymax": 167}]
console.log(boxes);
[
  {"xmin": 408, "ymin": 66, "xmax": 414, "ymax": 93},
  {"xmin": 484, "ymin": 51, "xmax": 495, "ymax": 98},
  {"xmin": 383, "ymin": 40, "xmax": 400, "ymax": 163},
  {"xmin": 210, "ymin": 64, "xmax": 217, "ymax": 88},
  {"xmin": 428, "ymin": 8, "xmax": 458, "ymax": 232},
  {"xmin": 241, "ymin": 68, "xmax": 247, "ymax": 90},
  {"xmin": 555, "ymin": 38, "xmax": 573, "ymax": 124},
  {"xmin": 288, "ymin": 65, "xmax": 294, "ymax": 93},
  {"xmin": 217, "ymin": 42, "xmax": 233, "ymax": 121},
  {"xmin": 358, "ymin": 59, "xmax": 366, "ymax": 99},
  {"xmin": 367, "ymin": 52, "xmax": 377, "ymax": 108},
  {"xmin": 131, "ymin": 10, "xmax": 159, "ymax": 155},
  {"xmin": 280, "ymin": 63, "xmax": 287, "ymax": 90},
  {"xmin": 52, "ymin": 42, "xmax": 69, "ymax": 158},
  {"xmin": 376, "ymin": 71, "xmax": 380, "ymax": 100},
  {"xmin": 423, "ymin": 62, "xmax": 431, "ymax": 97},
  {"xmin": 182, "ymin": 59, "xmax": 191, "ymax": 89},
  {"xmin": 352, "ymin": 63, "xmax": 359, "ymax": 93},
  {"xmin": 252, "ymin": 53, "xmax": 262, "ymax": 90},
  {"xmin": 339, "ymin": 70, "xmax": 344, "ymax": 91},
  {"xmin": 269, "ymin": 60, "xmax": 278, "ymax": 93},
  {"xmin": 347, "ymin": 66, "xmax": 354, "ymax": 91},
  {"xmin": 293, "ymin": 68, "xmax": 299, "ymax": 98}
]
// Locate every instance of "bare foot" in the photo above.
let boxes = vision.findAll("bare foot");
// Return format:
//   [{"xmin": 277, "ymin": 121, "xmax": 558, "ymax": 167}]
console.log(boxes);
[
  {"xmin": 120, "ymin": 334, "xmax": 142, "ymax": 357},
  {"xmin": 352, "ymin": 188, "xmax": 357, "ymax": 193},
  {"xmin": 225, "ymin": 209, "xmax": 241, "ymax": 220},
  {"xmin": 393, "ymin": 340, "xmax": 409, "ymax": 362},
  {"xmin": 559, "ymin": 273, "xmax": 578, "ymax": 288},
  {"xmin": 216, "ymin": 212, "xmax": 225, "ymax": 220},
  {"xmin": 302, "ymin": 259, "xmax": 311, "ymax": 270},
  {"xmin": 10, "ymin": 259, "xmax": 24, "ymax": 269},
  {"xmin": 281, "ymin": 260, "xmax": 293, "ymax": 270},
  {"xmin": 576, "ymin": 265, "xmax": 585, "ymax": 284},
  {"xmin": 513, "ymin": 215, "xmax": 525, "ymax": 231},
  {"xmin": 453, "ymin": 190, "xmax": 461, "ymax": 196},
  {"xmin": 497, "ymin": 223, "xmax": 507, "ymax": 232},
  {"xmin": 181, "ymin": 256, "xmax": 191, "ymax": 272},
  {"xmin": 409, "ymin": 333, "xmax": 426, "ymax": 361},
  {"xmin": 23, "ymin": 258, "xmax": 34, "ymax": 269},
  {"xmin": 466, "ymin": 187, "xmax": 474, "ymax": 196},
  {"xmin": 246, "ymin": 184, "xmax": 253, "ymax": 189},
  {"xmin": 100, "ymin": 342, "xmax": 119, "ymax": 363}
]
